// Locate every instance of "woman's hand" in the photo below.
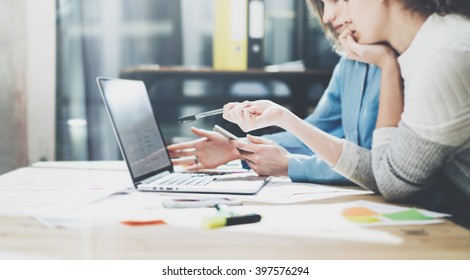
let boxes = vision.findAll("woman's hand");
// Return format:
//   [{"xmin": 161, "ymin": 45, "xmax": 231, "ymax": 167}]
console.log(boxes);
[
  {"xmin": 339, "ymin": 30, "xmax": 404, "ymax": 128},
  {"xmin": 230, "ymin": 134, "xmax": 290, "ymax": 177},
  {"xmin": 339, "ymin": 29, "xmax": 397, "ymax": 69},
  {"xmin": 167, "ymin": 127, "xmax": 240, "ymax": 170},
  {"xmin": 222, "ymin": 100, "xmax": 288, "ymax": 132}
]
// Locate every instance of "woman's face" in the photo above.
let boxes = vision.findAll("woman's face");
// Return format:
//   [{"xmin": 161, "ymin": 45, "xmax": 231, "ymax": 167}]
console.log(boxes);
[
  {"xmin": 321, "ymin": 0, "xmax": 351, "ymax": 34},
  {"xmin": 345, "ymin": 0, "xmax": 387, "ymax": 44}
]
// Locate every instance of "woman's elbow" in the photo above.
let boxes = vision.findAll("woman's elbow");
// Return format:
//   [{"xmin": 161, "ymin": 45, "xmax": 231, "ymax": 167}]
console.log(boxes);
[
  {"xmin": 377, "ymin": 183, "xmax": 413, "ymax": 202},
  {"xmin": 380, "ymin": 190, "xmax": 404, "ymax": 202}
]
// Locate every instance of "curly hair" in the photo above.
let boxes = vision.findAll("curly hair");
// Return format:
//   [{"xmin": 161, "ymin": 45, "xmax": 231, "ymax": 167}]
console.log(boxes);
[{"xmin": 400, "ymin": 0, "xmax": 470, "ymax": 18}]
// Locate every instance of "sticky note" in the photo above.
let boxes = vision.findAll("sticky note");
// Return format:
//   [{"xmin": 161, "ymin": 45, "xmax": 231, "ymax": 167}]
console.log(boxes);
[
  {"xmin": 342, "ymin": 207, "xmax": 379, "ymax": 217},
  {"xmin": 345, "ymin": 216, "xmax": 381, "ymax": 223},
  {"xmin": 383, "ymin": 208, "xmax": 434, "ymax": 221},
  {"xmin": 121, "ymin": 220, "xmax": 166, "ymax": 226},
  {"xmin": 342, "ymin": 207, "xmax": 380, "ymax": 224}
]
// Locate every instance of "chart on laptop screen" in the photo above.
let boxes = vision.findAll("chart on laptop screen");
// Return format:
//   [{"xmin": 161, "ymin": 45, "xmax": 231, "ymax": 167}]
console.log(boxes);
[{"xmin": 103, "ymin": 80, "xmax": 170, "ymax": 178}]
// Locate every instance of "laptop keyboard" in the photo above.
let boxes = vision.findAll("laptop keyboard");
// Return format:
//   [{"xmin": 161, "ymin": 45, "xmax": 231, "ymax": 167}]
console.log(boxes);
[{"xmin": 150, "ymin": 173, "xmax": 217, "ymax": 186}]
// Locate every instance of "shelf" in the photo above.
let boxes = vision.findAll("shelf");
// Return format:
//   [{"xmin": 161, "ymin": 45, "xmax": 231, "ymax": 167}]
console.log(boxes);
[{"xmin": 120, "ymin": 65, "xmax": 333, "ymax": 119}]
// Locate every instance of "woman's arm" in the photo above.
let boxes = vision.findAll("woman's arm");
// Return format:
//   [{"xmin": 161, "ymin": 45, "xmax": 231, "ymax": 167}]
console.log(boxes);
[
  {"xmin": 222, "ymin": 38, "xmax": 404, "ymax": 191},
  {"xmin": 340, "ymin": 31, "xmax": 404, "ymax": 129},
  {"xmin": 375, "ymin": 55, "xmax": 403, "ymax": 128},
  {"xmin": 263, "ymin": 57, "xmax": 347, "ymax": 154},
  {"xmin": 223, "ymin": 100, "xmax": 346, "ymax": 167}
]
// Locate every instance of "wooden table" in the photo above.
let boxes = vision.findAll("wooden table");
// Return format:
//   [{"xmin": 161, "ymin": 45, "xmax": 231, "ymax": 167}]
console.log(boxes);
[{"xmin": 1, "ymin": 162, "xmax": 469, "ymax": 260}]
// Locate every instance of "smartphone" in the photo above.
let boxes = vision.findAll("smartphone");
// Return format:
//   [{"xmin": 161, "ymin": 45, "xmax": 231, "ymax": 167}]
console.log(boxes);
[
  {"xmin": 213, "ymin": 125, "xmax": 239, "ymax": 140},
  {"xmin": 162, "ymin": 197, "xmax": 242, "ymax": 208},
  {"xmin": 214, "ymin": 125, "xmax": 252, "ymax": 154}
]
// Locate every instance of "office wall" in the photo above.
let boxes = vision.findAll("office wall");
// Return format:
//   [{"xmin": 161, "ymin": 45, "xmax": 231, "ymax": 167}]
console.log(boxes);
[
  {"xmin": 26, "ymin": 0, "xmax": 56, "ymax": 165},
  {"xmin": 0, "ymin": 0, "xmax": 56, "ymax": 175}
]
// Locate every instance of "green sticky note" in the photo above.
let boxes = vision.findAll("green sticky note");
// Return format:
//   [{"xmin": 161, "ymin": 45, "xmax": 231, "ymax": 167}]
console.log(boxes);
[{"xmin": 383, "ymin": 208, "xmax": 434, "ymax": 221}]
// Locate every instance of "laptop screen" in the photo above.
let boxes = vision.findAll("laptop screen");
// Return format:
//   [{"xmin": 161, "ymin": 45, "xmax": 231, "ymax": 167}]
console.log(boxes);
[{"xmin": 98, "ymin": 78, "xmax": 173, "ymax": 181}]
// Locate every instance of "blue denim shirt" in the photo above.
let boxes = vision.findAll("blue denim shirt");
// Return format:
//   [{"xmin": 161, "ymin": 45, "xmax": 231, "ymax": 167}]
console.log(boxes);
[{"xmin": 263, "ymin": 57, "xmax": 380, "ymax": 184}]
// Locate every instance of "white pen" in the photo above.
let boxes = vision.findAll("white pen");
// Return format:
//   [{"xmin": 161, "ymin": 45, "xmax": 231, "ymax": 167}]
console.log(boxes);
[{"xmin": 177, "ymin": 108, "xmax": 223, "ymax": 123}]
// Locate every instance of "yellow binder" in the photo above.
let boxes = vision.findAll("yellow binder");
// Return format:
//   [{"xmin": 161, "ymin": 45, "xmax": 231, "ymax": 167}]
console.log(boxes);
[{"xmin": 213, "ymin": 0, "xmax": 248, "ymax": 71}]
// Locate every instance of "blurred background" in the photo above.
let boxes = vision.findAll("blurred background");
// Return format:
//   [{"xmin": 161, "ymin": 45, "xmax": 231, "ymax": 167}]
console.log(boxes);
[{"xmin": 1, "ymin": 0, "xmax": 339, "ymax": 175}]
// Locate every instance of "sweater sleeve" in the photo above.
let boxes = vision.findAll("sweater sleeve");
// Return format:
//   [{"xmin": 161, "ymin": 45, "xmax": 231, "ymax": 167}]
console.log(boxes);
[{"xmin": 334, "ymin": 122, "xmax": 456, "ymax": 201}]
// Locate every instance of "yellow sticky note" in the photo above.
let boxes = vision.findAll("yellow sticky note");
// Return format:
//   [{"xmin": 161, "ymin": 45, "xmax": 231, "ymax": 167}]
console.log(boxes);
[{"xmin": 342, "ymin": 207, "xmax": 380, "ymax": 224}]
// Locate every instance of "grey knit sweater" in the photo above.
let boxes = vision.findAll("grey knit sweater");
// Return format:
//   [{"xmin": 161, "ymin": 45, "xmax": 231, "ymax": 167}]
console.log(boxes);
[
  {"xmin": 334, "ymin": 122, "xmax": 470, "ymax": 226},
  {"xmin": 334, "ymin": 14, "xmax": 470, "ymax": 227}
]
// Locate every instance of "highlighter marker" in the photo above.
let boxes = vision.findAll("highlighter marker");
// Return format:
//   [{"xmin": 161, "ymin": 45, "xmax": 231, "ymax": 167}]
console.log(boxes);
[{"xmin": 202, "ymin": 214, "xmax": 261, "ymax": 229}]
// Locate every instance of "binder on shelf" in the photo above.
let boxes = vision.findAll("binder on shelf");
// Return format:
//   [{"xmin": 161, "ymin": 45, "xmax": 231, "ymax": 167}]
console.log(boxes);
[
  {"xmin": 248, "ymin": 0, "xmax": 264, "ymax": 68},
  {"xmin": 213, "ymin": 0, "xmax": 248, "ymax": 71}
]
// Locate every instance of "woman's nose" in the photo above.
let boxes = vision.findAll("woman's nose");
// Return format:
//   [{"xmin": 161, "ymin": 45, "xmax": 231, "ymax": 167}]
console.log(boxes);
[{"xmin": 323, "ymin": 9, "xmax": 335, "ymax": 24}]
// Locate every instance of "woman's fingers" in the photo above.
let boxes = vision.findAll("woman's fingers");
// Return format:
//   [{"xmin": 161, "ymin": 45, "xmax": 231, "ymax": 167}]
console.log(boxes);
[
  {"xmin": 169, "ymin": 148, "xmax": 196, "ymax": 158},
  {"xmin": 190, "ymin": 127, "xmax": 213, "ymax": 139},
  {"xmin": 224, "ymin": 101, "xmax": 254, "ymax": 122},
  {"xmin": 233, "ymin": 101, "xmax": 252, "ymax": 124},
  {"xmin": 245, "ymin": 159, "xmax": 256, "ymax": 172},
  {"xmin": 186, "ymin": 162, "xmax": 204, "ymax": 171},
  {"xmin": 345, "ymin": 35, "xmax": 362, "ymax": 57},
  {"xmin": 339, "ymin": 29, "xmax": 361, "ymax": 60},
  {"xmin": 223, "ymin": 102, "xmax": 238, "ymax": 121},
  {"xmin": 223, "ymin": 101, "xmax": 267, "ymax": 132},
  {"xmin": 231, "ymin": 140, "xmax": 255, "ymax": 153},
  {"xmin": 246, "ymin": 134, "xmax": 271, "ymax": 144},
  {"xmin": 223, "ymin": 102, "xmax": 248, "ymax": 119},
  {"xmin": 171, "ymin": 156, "xmax": 196, "ymax": 166},
  {"xmin": 167, "ymin": 141, "xmax": 194, "ymax": 151}
]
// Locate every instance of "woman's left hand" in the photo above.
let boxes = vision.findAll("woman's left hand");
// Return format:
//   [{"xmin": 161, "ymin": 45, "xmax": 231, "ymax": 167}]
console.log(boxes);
[{"xmin": 340, "ymin": 31, "xmax": 404, "ymax": 128}]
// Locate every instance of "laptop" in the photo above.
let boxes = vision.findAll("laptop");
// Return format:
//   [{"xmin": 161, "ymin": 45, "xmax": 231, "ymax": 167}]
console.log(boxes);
[{"xmin": 96, "ymin": 77, "xmax": 269, "ymax": 194}]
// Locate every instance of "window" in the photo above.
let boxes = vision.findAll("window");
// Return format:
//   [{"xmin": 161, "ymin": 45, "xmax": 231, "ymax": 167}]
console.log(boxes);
[{"xmin": 56, "ymin": 0, "xmax": 338, "ymax": 160}]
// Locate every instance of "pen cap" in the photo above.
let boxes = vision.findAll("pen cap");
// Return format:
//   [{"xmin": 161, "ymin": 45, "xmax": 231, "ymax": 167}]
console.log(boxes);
[
  {"xmin": 225, "ymin": 214, "xmax": 261, "ymax": 226},
  {"xmin": 202, "ymin": 216, "xmax": 227, "ymax": 229}
]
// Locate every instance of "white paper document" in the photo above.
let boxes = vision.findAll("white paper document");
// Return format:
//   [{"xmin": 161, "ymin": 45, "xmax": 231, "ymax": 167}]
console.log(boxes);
[
  {"xmin": 22, "ymin": 190, "xmax": 450, "ymax": 245},
  {"xmin": 0, "ymin": 167, "xmax": 132, "ymax": 216},
  {"xmin": 154, "ymin": 178, "xmax": 372, "ymax": 204}
]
